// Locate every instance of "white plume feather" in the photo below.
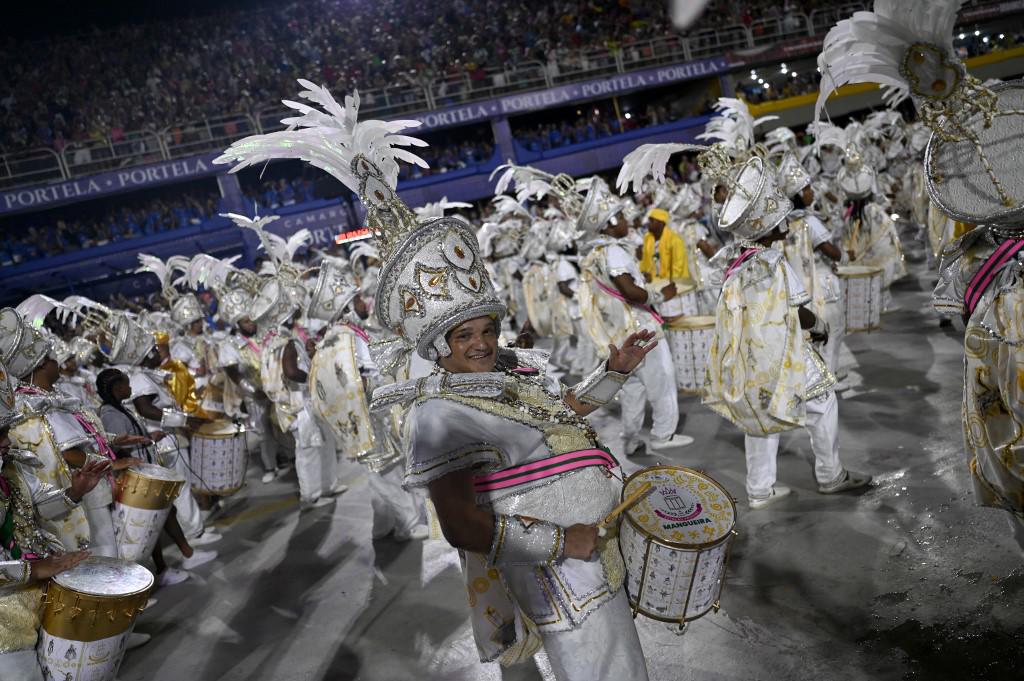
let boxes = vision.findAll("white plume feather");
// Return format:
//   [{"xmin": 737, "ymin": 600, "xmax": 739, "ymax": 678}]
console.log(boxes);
[
  {"xmin": 16, "ymin": 294, "xmax": 65, "ymax": 327},
  {"xmin": 215, "ymin": 84, "xmax": 428, "ymax": 194},
  {"xmin": 616, "ymin": 143, "xmax": 705, "ymax": 194},
  {"xmin": 413, "ymin": 197, "xmax": 473, "ymax": 220},
  {"xmin": 815, "ymin": 1, "xmax": 965, "ymax": 122},
  {"xmin": 697, "ymin": 98, "xmax": 778, "ymax": 150}
]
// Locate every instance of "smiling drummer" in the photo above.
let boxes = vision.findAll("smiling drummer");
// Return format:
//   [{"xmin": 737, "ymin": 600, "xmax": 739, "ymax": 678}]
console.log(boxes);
[{"xmin": 214, "ymin": 81, "xmax": 657, "ymax": 680}]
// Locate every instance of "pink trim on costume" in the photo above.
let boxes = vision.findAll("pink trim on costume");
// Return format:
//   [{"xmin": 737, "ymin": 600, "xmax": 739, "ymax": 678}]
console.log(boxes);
[
  {"xmin": 594, "ymin": 280, "xmax": 665, "ymax": 325},
  {"xmin": 295, "ymin": 325, "xmax": 310, "ymax": 344},
  {"xmin": 724, "ymin": 248, "xmax": 759, "ymax": 281},
  {"xmin": 511, "ymin": 367, "xmax": 539, "ymax": 374},
  {"xmin": 963, "ymin": 238, "xmax": 1024, "ymax": 322},
  {"xmin": 473, "ymin": 449, "xmax": 617, "ymax": 492},
  {"xmin": 345, "ymin": 322, "xmax": 371, "ymax": 344}
]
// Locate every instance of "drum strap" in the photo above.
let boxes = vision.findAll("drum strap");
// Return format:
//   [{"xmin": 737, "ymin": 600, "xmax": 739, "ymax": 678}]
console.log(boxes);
[
  {"xmin": 963, "ymin": 238, "xmax": 1024, "ymax": 323},
  {"xmin": 724, "ymin": 248, "xmax": 760, "ymax": 281},
  {"xmin": 473, "ymin": 449, "xmax": 618, "ymax": 493},
  {"xmin": 594, "ymin": 280, "xmax": 664, "ymax": 325},
  {"xmin": 346, "ymin": 322, "xmax": 370, "ymax": 343}
]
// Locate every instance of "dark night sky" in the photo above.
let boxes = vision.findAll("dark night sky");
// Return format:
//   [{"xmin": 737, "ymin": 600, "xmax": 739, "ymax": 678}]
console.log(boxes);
[{"xmin": 3, "ymin": 0, "xmax": 283, "ymax": 38}]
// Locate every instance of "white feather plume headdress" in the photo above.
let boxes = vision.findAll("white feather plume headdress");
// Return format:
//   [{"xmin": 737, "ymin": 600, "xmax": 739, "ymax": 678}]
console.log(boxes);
[
  {"xmin": 697, "ymin": 98, "xmax": 778, "ymax": 152},
  {"xmin": 490, "ymin": 162, "xmax": 583, "ymax": 215},
  {"xmin": 214, "ymin": 81, "xmax": 429, "ymax": 260},
  {"xmin": 815, "ymin": 0, "xmax": 1024, "ymax": 222}
]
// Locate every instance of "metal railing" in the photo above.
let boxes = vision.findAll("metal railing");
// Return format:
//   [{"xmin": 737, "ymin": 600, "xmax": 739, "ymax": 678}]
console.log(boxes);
[{"xmin": 4, "ymin": 0, "xmax": 1021, "ymax": 193}]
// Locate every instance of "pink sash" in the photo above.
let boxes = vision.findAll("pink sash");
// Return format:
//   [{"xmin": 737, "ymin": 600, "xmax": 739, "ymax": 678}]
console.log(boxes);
[
  {"xmin": 963, "ymin": 238, "xmax": 1024, "ymax": 323},
  {"xmin": 594, "ymin": 280, "xmax": 665, "ymax": 325},
  {"xmin": 724, "ymin": 248, "xmax": 760, "ymax": 282},
  {"xmin": 345, "ymin": 322, "xmax": 370, "ymax": 344},
  {"xmin": 473, "ymin": 448, "xmax": 617, "ymax": 493}
]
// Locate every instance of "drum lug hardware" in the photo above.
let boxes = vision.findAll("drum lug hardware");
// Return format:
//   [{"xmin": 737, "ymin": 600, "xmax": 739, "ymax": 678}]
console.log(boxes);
[
  {"xmin": 712, "ymin": 600, "xmax": 721, "ymax": 613},
  {"xmin": 106, "ymin": 608, "xmax": 117, "ymax": 622},
  {"xmin": 69, "ymin": 606, "xmax": 82, "ymax": 619}
]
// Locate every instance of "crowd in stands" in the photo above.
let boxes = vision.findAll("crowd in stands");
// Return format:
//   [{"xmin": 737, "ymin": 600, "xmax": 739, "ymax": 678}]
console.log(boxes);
[
  {"xmin": 0, "ymin": 0, "xmax": 917, "ymax": 156},
  {"xmin": 398, "ymin": 138, "xmax": 496, "ymax": 180},
  {"xmin": 0, "ymin": 190, "xmax": 224, "ymax": 265}
]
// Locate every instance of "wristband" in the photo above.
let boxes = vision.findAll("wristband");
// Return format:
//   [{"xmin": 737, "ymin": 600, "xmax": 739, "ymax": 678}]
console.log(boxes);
[
  {"xmin": 487, "ymin": 514, "xmax": 565, "ymax": 567},
  {"xmin": 160, "ymin": 408, "xmax": 187, "ymax": 428},
  {"xmin": 571, "ymin": 363, "xmax": 629, "ymax": 407}
]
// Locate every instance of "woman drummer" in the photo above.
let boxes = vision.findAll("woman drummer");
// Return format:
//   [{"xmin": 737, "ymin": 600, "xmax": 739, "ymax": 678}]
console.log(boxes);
[{"xmin": 96, "ymin": 368, "xmax": 214, "ymax": 586}]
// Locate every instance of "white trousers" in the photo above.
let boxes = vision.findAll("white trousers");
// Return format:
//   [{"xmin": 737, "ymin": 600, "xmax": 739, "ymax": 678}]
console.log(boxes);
[
  {"xmin": 163, "ymin": 443, "xmax": 204, "ymax": 540},
  {"xmin": 83, "ymin": 504, "xmax": 117, "ymax": 558},
  {"xmin": 369, "ymin": 466, "xmax": 423, "ymax": 539},
  {"xmin": 620, "ymin": 340, "xmax": 679, "ymax": 442},
  {"xmin": 530, "ymin": 589, "xmax": 649, "ymax": 681},
  {"xmin": 822, "ymin": 300, "xmax": 846, "ymax": 375},
  {"xmin": 550, "ymin": 336, "xmax": 574, "ymax": 371},
  {"xmin": 570, "ymin": 319, "xmax": 599, "ymax": 376},
  {"xmin": 294, "ymin": 413, "xmax": 337, "ymax": 502},
  {"xmin": 743, "ymin": 391, "xmax": 844, "ymax": 498},
  {"xmin": 0, "ymin": 649, "xmax": 43, "ymax": 681},
  {"xmin": 245, "ymin": 398, "xmax": 279, "ymax": 473}
]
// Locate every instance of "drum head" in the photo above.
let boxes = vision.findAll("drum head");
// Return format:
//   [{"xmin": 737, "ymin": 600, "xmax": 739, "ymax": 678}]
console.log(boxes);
[
  {"xmin": 623, "ymin": 466, "xmax": 736, "ymax": 548},
  {"xmin": 53, "ymin": 556, "xmax": 154, "ymax": 597},
  {"xmin": 131, "ymin": 463, "xmax": 184, "ymax": 483},
  {"xmin": 196, "ymin": 419, "xmax": 244, "ymax": 437}
]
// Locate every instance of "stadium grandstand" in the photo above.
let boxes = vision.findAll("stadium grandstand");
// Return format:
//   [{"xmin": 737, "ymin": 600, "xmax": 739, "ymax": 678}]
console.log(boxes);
[{"xmin": 1, "ymin": 0, "xmax": 1022, "ymax": 303}]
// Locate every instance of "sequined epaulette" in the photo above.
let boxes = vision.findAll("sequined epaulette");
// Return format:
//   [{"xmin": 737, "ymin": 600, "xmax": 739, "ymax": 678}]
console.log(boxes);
[{"xmin": 369, "ymin": 371, "xmax": 508, "ymax": 413}]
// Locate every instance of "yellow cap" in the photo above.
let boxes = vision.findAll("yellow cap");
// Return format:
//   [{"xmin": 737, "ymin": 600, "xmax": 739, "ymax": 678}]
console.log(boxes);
[
  {"xmin": 153, "ymin": 331, "xmax": 170, "ymax": 346},
  {"xmin": 648, "ymin": 208, "xmax": 670, "ymax": 223}
]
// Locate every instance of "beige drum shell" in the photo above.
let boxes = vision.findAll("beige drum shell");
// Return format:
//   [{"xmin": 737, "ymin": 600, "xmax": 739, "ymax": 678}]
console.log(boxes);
[
  {"xmin": 836, "ymin": 265, "xmax": 883, "ymax": 333},
  {"xmin": 190, "ymin": 420, "xmax": 248, "ymax": 495},
  {"xmin": 115, "ymin": 464, "xmax": 184, "ymax": 511},
  {"xmin": 666, "ymin": 316, "xmax": 716, "ymax": 395},
  {"xmin": 41, "ymin": 557, "xmax": 153, "ymax": 643},
  {"xmin": 618, "ymin": 465, "xmax": 738, "ymax": 625}
]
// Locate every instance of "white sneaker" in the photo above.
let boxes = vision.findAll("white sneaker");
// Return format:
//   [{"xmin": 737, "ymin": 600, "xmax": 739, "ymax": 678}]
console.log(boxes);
[
  {"xmin": 818, "ymin": 470, "xmax": 872, "ymax": 494},
  {"xmin": 190, "ymin": 531, "xmax": 222, "ymax": 546},
  {"xmin": 833, "ymin": 380, "xmax": 850, "ymax": 393},
  {"xmin": 327, "ymin": 481, "xmax": 349, "ymax": 497},
  {"xmin": 647, "ymin": 434, "xmax": 695, "ymax": 451},
  {"xmin": 748, "ymin": 485, "xmax": 792, "ymax": 510},
  {"xmin": 394, "ymin": 524, "xmax": 430, "ymax": 542},
  {"xmin": 155, "ymin": 568, "xmax": 190, "ymax": 587},
  {"xmin": 300, "ymin": 496, "xmax": 335, "ymax": 511},
  {"xmin": 181, "ymin": 549, "xmax": 218, "ymax": 570},
  {"xmin": 261, "ymin": 470, "xmax": 276, "ymax": 484},
  {"xmin": 144, "ymin": 597, "xmax": 158, "ymax": 609},
  {"xmin": 622, "ymin": 438, "xmax": 643, "ymax": 457},
  {"xmin": 125, "ymin": 632, "xmax": 151, "ymax": 650}
]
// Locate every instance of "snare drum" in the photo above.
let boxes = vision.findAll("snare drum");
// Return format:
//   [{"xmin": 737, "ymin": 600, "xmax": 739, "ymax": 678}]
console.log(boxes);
[
  {"xmin": 665, "ymin": 316, "xmax": 716, "ymax": 394},
  {"xmin": 618, "ymin": 466, "xmax": 737, "ymax": 627},
  {"xmin": 189, "ymin": 420, "xmax": 247, "ymax": 495},
  {"xmin": 836, "ymin": 266, "xmax": 883, "ymax": 332},
  {"xmin": 38, "ymin": 556, "xmax": 153, "ymax": 681},
  {"xmin": 113, "ymin": 463, "xmax": 184, "ymax": 562}
]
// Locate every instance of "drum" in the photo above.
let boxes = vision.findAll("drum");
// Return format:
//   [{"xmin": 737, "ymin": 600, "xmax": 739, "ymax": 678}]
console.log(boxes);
[
  {"xmin": 836, "ymin": 265, "xmax": 883, "ymax": 332},
  {"xmin": 189, "ymin": 420, "xmax": 248, "ymax": 495},
  {"xmin": 665, "ymin": 316, "xmax": 716, "ymax": 394},
  {"xmin": 113, "ymin": 463, "xmax": 184, "ymax": 562},
  {"xmin": 618, "ymin": 466, "xmax": 737, "ymax": 627},
  {"xmin": 37, "ymin": 556, "xmax": 153, "ymax": 681}
]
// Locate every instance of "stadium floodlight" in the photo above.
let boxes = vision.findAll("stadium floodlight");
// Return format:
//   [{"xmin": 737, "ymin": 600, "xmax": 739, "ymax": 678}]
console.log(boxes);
[
  {"xmin": 624, "ymin": 112, "xmax": 632, "ymax": 120},
  {"xmin": 959, "ymin": 33, "xmax": 965, "ymax": 40},
  {"xmin": 764, "ymin": 83, "xmax": 770, "ymax": 90},
  {"xmin": 781, "ymin": 66, "xmax": 788, "ymax": 74},
  {"xmin": 974, "ymin": 30, "xmax": 980, "ymax": 36},
  {"xmin": 983, "ymin": 36, "xmax": 989, "ymax": 43},
  {"xmin": 1000, "ymin": 33, "xmax": 1006, "ymax": 39},
  {"xmin": 791, "ymin": 71, "xmax": 798, "ymax": 78}
]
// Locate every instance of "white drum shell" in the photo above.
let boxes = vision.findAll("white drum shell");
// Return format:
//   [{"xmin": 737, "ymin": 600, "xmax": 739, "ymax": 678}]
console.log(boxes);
[
  {"xmin": 38, "ymin": 629, "xmax": 133, "ymax": 681},
  {"xmin": 666, "ymin": 321, "xmax": 715, "ymax": 394},
  {"xmin": 838, "ymin": 267, "xmax": 883, "ymax": 332},
  {"xmin": 113, "ymin": 504, "xmax": 171, "ymax": 563},
  {"xmin": 190, "ymin": 427, "xmax": 248, "ymax": 495}
]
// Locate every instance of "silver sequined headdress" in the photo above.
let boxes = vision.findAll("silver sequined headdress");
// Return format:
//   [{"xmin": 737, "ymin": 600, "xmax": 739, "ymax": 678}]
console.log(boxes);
[
  {"xmin": 215, "ymin": 80, "xmax": 504, "ymax": 360},
  {"xmin": 136, "ymin": 254, "xmax": 203, "ymax": 328}
]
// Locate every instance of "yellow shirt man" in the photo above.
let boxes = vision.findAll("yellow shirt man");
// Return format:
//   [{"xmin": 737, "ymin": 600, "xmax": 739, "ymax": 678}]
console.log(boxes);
[{"xmin": 640, "ymin": 208, "xmax": 690, "ymax": 281}]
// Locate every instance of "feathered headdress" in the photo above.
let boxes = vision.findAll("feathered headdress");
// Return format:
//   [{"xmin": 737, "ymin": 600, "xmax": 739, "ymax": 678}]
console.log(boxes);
[
  {"xmin": 413, "ymin": 197, "xmax": 472, "ymax": 221},
  {"xmin": 815, "ymin": 0, "xmax": 1023, "ymax": 223},
  {"xmin": 696, "ymin": 98, "xmax": 777, "ymax": 153},
  {"xmin": 215, "ymin": 82, "xmax": 428, "ymax": 260}
]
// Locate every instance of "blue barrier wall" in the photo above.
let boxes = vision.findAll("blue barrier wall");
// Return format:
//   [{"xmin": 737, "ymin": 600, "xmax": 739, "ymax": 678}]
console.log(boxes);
[{"xmin": 0, "ymin": 115, "xmax": 712, "ymax": 305}]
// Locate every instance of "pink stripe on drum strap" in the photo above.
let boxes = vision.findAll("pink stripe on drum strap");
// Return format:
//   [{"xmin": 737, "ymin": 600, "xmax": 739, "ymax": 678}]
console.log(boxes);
[{"xmin": 963, "ymin": 238, "xmax": 1024, "ymax": 323}]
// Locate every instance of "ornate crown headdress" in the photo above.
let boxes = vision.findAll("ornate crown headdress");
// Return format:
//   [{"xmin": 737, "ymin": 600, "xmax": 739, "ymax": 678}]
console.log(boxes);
[
  {"xmin": 216, "ymin": 80, "xmax": 502, "ymax": 360},
  {"xmin": 137, "ymin": 254, "xmax": 203, "ymax": 327}
]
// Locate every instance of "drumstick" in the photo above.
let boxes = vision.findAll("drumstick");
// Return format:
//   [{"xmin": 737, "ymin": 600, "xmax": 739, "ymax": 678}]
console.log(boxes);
[{"xmin": 598, "ymin": 482, "xmax": 653, "ymax": 530}]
